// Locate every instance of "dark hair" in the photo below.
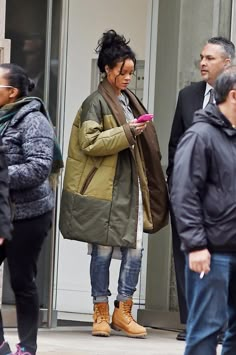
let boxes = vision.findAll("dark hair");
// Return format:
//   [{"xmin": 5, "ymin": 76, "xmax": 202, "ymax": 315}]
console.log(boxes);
[
  {"xmin": 0, "ymin": 63, "xmax": 35, "ymax": 97},
  {"xmin": 95, "ymin": 29, "xmax": 136, "ymax": 73},
  {"xmin": 215, "ymin": 65, "xmax": 236, "ymax": 104},
  {"xmin": 207, "ymin": 36, "xmax": 235, "ymax": 60}
]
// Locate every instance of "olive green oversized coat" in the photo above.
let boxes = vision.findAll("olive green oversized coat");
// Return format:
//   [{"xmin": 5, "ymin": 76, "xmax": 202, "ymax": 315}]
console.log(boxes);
[{"xmin": 59, "ymin": 79, "xmax": 168, "ymax": 248}]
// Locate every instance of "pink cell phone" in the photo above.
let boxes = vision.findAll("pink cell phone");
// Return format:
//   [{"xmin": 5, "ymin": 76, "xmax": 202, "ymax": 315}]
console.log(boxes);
[{"xmin": 136, "ymin": 114, "xmax": 153, "ymax": 123}]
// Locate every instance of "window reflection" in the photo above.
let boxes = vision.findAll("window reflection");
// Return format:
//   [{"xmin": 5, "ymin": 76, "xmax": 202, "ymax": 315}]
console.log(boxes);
[
  {"xmin": 5, "ymin": 0, "xmax": 59, "ymax": 126},
  {"xmin": 22, "ymin": 34, "xmax": 46, "ymax": 97},
  {"xmin": 4, "ymin": 0, "xmax": 61, "ymax": 310}
]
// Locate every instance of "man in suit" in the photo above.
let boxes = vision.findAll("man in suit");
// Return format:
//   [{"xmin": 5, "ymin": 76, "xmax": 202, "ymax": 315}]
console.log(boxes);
[{"xmin": 167, "ymin": 36, "xmax": 235, "ymax": 341}]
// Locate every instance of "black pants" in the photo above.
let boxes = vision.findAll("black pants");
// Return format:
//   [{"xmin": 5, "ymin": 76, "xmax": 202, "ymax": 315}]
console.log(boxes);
[
  {"xmin": 170, "ymin": 206, "xmax": 188, "ymax": 325},
  {"xmin": 0, "ymin": 211, "xmax": 52, "ymax": 354}
]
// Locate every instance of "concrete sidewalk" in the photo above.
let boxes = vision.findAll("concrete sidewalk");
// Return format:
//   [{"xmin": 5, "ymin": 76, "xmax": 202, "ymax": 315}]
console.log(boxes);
[{"xmin": 5, "ymin": 326, "xmax": 223, "ymax": 355}]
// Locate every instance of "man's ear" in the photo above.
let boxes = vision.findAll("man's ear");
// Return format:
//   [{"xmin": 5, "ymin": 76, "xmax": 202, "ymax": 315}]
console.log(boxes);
[
  {"xmin": 9, "ymin": 87, "xmax": 19, "ymax": 99},
  {"xmin": 229, "ymin": 89, "xmax": 236, "ymax": 105},
  {"xmin": 232, "ymin": 89, "xmax": 236, "ymax": 101},
  {"xmin": 224, "ymin": 58, "xmax": 231, "ymax": 68}
]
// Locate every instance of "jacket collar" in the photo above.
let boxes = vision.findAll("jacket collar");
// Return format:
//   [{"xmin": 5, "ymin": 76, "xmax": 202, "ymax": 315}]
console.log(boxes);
[{"xmin": 194, "ymin": 104, "xmax": 236, "ymax": 137}]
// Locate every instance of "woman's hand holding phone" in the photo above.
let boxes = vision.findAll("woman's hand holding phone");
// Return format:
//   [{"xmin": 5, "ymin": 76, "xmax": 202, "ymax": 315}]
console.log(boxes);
[
  {"xmin": 136, "ymin": 114, "xmax": 153, "ymax": 123},
  {"xmin": 129, "ymin": 113, "xmax": 153, "ymax": 136}
]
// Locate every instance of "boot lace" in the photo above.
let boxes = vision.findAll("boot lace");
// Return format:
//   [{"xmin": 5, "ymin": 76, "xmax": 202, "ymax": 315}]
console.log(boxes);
[
  {"xmin": 95, "ymin": 303, "xmax": 109, "ymax": 322},
  {"xmin": 122, "ymin": 301, "xmax": 135, "ymax": 323}
]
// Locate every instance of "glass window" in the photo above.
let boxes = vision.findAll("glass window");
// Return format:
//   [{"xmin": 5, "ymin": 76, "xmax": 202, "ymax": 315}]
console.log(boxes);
[
  {"xmin": 3, "ymin": 0, "xmax": 62, "ymax": 317},
  {"xmin": 5, "ymin": 0, "xmax": 61, "ymax": 126}
]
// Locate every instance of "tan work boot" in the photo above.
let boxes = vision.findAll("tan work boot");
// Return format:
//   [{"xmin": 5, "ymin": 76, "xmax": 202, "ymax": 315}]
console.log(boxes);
[
  {"xmin": 111, "ymin": 299, "xmax": 147, "ymax": 338},
  {"xmin": 92, "ymin": 302, "xmax": 111, "ymax": 337}
]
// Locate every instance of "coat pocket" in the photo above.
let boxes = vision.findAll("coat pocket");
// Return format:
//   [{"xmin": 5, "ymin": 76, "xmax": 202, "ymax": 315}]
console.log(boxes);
[{"xmin": 80, "ymin": 167, "xmax": 97, "ymax": 195}]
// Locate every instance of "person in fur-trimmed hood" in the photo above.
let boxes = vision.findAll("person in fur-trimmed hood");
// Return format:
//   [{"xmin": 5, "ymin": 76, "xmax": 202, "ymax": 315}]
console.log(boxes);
[{"xmin": 60, "ymin": 29, "xmax": 168, "ymax": 339}]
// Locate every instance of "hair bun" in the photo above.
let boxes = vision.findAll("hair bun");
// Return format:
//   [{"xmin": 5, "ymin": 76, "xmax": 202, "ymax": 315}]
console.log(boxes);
[
  {"xmin": 96, "ymin": 29, "xmax": 130, "ymax": 54},
  {"xmin": 103, "ymin": 30, "xmax": 129, "ymax": 47},
  {"xmin": 95, "ymin": 29, "xmax": 136, "ymax": 74},
  {"xmin": 28, "ymin": 79, "xmax": 35, "ymax": 92}
]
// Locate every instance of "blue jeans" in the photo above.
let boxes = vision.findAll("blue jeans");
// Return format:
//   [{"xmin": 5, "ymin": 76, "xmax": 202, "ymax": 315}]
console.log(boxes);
[
  {"xmin": 90, "ymin": 244, "xmax": 143, "ymax": 303},
  {"xmin": 184, "ymin": 253, "xmax": 236, "ymax": 355}
]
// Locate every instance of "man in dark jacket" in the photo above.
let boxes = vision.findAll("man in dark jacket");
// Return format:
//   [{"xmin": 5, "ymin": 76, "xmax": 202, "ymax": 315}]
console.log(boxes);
[
  {"xmin": 0, "ymin": 136, "xmax": 12, "ymax": 245},
  {"xmin": 171, "ymin": 65, "xmax": 236, "ymax": 355},
  {"xmin": 167, "ymin": 37, "xmax": 235, "ymax": 340}
]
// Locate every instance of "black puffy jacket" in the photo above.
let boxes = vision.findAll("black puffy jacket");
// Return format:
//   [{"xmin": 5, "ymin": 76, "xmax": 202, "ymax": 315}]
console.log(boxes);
[
  {"xmin": 171, "ymin": 104, "xmax": 236, "ymax": 253},
  {"xmin": 0, "ymin": 137, "xmax": 12, "ymax": 240}
]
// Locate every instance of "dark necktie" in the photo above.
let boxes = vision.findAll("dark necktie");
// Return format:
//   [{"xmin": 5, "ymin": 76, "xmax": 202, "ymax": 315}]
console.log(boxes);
[{"xmin": 208, "ymin": 88, "xmax": 214, "ymax": 105}]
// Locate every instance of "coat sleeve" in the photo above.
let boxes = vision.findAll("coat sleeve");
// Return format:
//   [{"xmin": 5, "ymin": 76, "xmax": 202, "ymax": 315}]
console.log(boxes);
[
  {"xmin": 166, "ymin": 91, "xmax": 185, "ymax": 185},
  {"xmin": 0, "ymin": 138, "xmax": 12, "ymax": 240},
  {"xmin": 8, "ymin": 112, "xmax": 54, "ymax": 190},
  {"xmin": 78, "ymin": 100, "xmax": 136, "ymax": 157},
  {"xmin": 170, "ymin": 131, "xmax": 209, "ymax": 253}
]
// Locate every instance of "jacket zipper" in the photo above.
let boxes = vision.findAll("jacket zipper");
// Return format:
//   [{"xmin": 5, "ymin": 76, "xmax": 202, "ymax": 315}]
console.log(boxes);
[{"xmin": 80, "ymin": 167, "xmax": 97, "ymax": 195}]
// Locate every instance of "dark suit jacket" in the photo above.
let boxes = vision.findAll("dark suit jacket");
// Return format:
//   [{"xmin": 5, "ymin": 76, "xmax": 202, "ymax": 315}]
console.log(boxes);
[{"xmin": 167, "ymin": 81, "xmax": 206, "ymax": 181}]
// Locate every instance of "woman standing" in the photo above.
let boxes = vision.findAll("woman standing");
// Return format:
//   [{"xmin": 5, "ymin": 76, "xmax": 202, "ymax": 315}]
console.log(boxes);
[
  {"xmin": 0, "ymin": 63, "xmax": 62, "ymax": 355},
  {"xmin": 60, "ymin": 30, "xmax": 168, "ymax": 338}
]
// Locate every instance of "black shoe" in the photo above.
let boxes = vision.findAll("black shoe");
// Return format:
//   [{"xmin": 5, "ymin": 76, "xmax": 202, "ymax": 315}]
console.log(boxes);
[
  {"xmin": 176, "ymin": 329, "xmax": 186, "ymax": 341},
  {"xmin": 0, "ymin": 341, "xmax": 12, "ymax": 355},
  {"xmin": 217, "ymin": 331, "xmax": 225, "ymax": 345}
]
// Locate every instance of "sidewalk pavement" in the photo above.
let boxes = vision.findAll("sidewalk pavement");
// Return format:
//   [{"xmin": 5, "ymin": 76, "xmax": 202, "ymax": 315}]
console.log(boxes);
[{"xmin": 5, "ymin": 326, "xmax": 223, "ymax": 355}]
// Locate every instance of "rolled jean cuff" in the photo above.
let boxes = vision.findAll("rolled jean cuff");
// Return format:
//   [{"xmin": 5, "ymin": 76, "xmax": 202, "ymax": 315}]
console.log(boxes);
[
  {"xmin": 116, "ymin": 294, "xmax": 132, "ymax": 302},
  {"xmin": 93, "ymin": 296, "xmax": 109, "ymax": 304}
]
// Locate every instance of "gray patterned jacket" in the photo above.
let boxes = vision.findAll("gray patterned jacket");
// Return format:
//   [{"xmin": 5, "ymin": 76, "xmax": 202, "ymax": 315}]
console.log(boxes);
[{"xmin": 2, "ymin": 99, "xmax": 54, "ymax": 220}]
